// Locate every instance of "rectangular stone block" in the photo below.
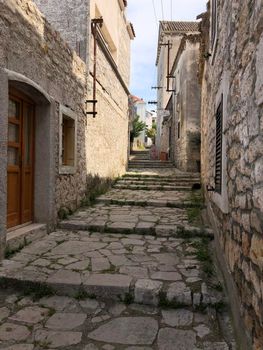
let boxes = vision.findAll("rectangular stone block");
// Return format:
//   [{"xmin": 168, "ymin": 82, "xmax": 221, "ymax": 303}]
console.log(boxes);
[{"xmin": 83, "ymin": 273, "xmax": 132, "ymax": 300}]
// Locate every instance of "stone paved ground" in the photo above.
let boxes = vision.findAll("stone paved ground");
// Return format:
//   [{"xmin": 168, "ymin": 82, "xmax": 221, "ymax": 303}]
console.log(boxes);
[
  {"xmin": 0, "ymin": 155, "xmax": 237, "ymax": 349},
  {"xmin": 0, "ymin": 288, "xmax": 236, "ymax": 349},
  {"xmin": 0, "ymin": 230, "xmax": 220, "ymax": 305}
]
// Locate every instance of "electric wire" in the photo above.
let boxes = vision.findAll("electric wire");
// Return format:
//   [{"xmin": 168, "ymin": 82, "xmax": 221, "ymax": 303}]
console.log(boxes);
[
  {"xmin": 171, "ymin": 0, "xmax": 173, "ymax": 20},
  {"xmin": 161, "ymin": 0, "xmax": 164, "ymax": 20},
  {"xmin": 152, "ymin": 0, "xmax": 159, "ymax": 29}
]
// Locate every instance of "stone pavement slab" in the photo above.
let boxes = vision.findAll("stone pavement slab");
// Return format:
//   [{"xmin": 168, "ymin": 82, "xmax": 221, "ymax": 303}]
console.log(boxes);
[
  {"xmin": 0, "ymin": 231, "xmax": 222, "ymax": 306},
  {"xmin": 0, "ymin": 288, "xmax": 236, "ymax": 349},
  {"xmin": 58, "ymin": 204, "xmax": 211, "ymax": 237},
  {"xmin": 88, "ymin": 317, "xmax": 158, "ymax": 345}
]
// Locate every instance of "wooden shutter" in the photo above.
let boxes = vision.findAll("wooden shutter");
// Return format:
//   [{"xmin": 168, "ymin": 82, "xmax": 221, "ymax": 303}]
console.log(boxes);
[{"xmin": 215, "ymin": 96, "xmax": 223, "ymax": 193}]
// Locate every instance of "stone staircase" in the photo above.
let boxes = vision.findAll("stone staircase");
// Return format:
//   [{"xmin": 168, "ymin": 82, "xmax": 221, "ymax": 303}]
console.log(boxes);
[
  {"xmin": 114, "ymin": 174, "xmax": 200, "ymax": 191},
  {"xmin": 129, "ymin": 149, "xmax": 173, "ymax": 168},
  {"xmin": 0, "ymin": 154, "xmax": 227, "ymax": 314}
]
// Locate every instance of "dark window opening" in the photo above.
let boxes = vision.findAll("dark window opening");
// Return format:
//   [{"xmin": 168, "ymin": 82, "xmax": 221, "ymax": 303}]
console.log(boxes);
[
  {"xmin": 62, "ymin": 114, "xmax": 75, "ymax": 166},
  {"xmin": 215, "ymin": 95, "xmax": 223, "ymax": 194}
]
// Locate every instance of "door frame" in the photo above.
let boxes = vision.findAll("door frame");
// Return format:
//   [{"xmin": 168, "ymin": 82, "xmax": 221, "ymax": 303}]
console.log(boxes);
[
  {"xmin": 0, "ymin": 68, "xmax": 56, "ymax": 260},
  {"xmin": 7, "ymin": 88, "xmax": 35, "ymax": 229}
]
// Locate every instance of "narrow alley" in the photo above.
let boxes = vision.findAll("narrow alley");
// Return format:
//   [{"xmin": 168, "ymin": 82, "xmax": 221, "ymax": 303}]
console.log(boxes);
[
  {"xmin": 0, "ymin": 151, "xmax": 236, "ymax": 349},
  {"xmin": 0, "ymin": 0, "xmax": 262, "ymax": 349}
]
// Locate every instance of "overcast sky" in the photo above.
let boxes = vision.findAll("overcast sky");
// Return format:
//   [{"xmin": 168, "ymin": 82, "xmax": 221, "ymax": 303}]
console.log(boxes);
[{"xmin": 127, "ymin": 0, "xmax": 207, "ymax": 107}]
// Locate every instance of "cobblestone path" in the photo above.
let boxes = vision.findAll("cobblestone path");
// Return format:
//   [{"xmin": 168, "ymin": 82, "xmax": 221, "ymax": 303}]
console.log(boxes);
[{"xmin": 0, "ymin": 151, "xmax": 237, "ymax": 349}]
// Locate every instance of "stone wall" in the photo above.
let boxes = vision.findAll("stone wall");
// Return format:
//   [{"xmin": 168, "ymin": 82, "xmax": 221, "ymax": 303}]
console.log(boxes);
[
  {"xmin": 200, "ymin": 1, "xmax": 263, "ymax": 348},
  {"xmin": 34, "ymin": 0, "xmax": 90, "ymax": 62},
  {"xmin": 172, "ymin": 39, "xmax": 201, "ymax": 172},
  {"xmin": 0, "ymin": 0, "xmax": 87, "ymax": 230},
  {"xmin": 35, "ymin": 0, "xmax": 130, "ymax": 178},
  {"xmin": 86, "ymin": 35, "xmax": 129, "ymax": 177}
]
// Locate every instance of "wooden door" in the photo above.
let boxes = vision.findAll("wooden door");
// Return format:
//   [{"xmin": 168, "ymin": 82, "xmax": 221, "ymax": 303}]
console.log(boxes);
[{"xmin": 7, "ymin": 90, "xmax": 34, "ymax": 229}]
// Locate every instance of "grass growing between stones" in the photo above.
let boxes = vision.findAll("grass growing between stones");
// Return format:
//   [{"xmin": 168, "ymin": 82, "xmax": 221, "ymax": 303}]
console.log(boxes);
[
  {"xmin": 58, "ymin": 207, "xmax": 73, "ymax": 220},
  {"xmin": 190, "ymin": 238, "xmax": 215, "ymax": 277},
  {"xmin": 4, "ymin": 237, "xmax": 30, "ymax": 259},
  {"xmin": 22, "ymin": 283, "xmax": 55, "ymax": 301},
  {"xmin": 74, "ymin": 290, "xmax": 96, "ymax": 300},
  {"xmin": 123, "ymin": 292, "xmax": 134, "ymax": 305},
  {"xmin": 158, "ymin": 292, "xmax": 188, "ymax": 309},
  {"xmin": 34, "ymin": 340, "xmax": 51, "ymax": 349},
  {"xmin": 186, "ymin": 190, "xmax": 204, "ymax": 225},
  {"xmin": 101, "ymin": 264, "xmax": 116, "ymax": 274},
  {"xmin": 81, "ymin": 174, "xmax": 115, "ymax": 207}
]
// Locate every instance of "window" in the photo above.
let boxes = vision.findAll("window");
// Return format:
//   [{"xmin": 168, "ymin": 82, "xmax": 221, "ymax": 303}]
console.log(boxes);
[
  {"xmin": 215, "ymin": 95, "xmax": 223, "ymax": 193},
  {"xmin": 59, "ymin": 105, "xmax": 77, "ymax": 174}
]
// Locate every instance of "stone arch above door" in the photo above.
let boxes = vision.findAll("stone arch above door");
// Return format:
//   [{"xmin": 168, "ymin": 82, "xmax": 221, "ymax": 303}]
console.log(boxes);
[{"xmin": 0, "ymin": 68, "xmax": 56, "ymax": 258}]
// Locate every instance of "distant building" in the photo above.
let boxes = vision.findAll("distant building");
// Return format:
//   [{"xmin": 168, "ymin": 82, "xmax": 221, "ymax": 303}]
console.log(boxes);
[
  {"xmin": 155, "ymin": 21, "xmax": 200, "ymax": 166},
  {"xmin": 170, "ymin": 33, "xmax": 201, "ymax": 172},
  {"xmin": 130, "ymin": 95, "xmax": 147, "ymax": 149}
]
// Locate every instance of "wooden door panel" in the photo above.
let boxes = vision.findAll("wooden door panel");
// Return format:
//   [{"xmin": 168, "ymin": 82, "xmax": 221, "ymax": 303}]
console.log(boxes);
[
  {"xmin": 21, "ymin": 169, "xmax": 33, "ymax": 223},
  {"xmin": 21, "ymin": 102, "xmax": 34, "ymax": 224},
  {"xmin": 7, "ymin": 91, "xmax": 35, "ymax": 229},
  {"xmin": 7, "ymin": 168, "xmax": 21, "ymax": 228},
  {"xmin": 7, "ymin": 96, "xmax": 21, "ymax": 229}
]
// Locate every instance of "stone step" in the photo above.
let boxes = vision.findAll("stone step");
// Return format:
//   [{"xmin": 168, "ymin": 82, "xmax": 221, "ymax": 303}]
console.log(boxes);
[
  {"xmin": 0, "ymin": 231, "xmax": 221, "ymax": 309},
  {"xmin": 96, "ymin": 197, "xmax": 204, "ymax": 209},
  {"xmin": 113, "ymin": 184, "xmax": 192, "ymax": 191},
  {"xmin": 130, "ymin": 151, "xmax": 150, "ymax": 154},
  {"xmin": 129, "ymin": 161, "xmax": 173, "ymax": 165},
  {"xmin": 116, "ymin": 179, "xmax": 199, "ymax": 187},
  {"xmin": 6, "ymin": 223, "xmax": 47, "ymax": 253},
  {"xmin": 128, "ymin": 165, "xmax": 175, "ymax": 169},
  {"xmin": 0, "ymin": 272, "xmax": 223, "ymax": 309},
  {"xmin": 58, "ymin": 219, "xmax": 212, "ymax": 238},
  {"xmin": 129, "ymin": 157, "xmax": 150, "ymax": 161},
  {"xmin": 124, "ymin": 174, "xmax": 200, "ymax": 180},
  {"xmin": 121, "ymin": 176, "xmax": 200, "ymax": 182}
]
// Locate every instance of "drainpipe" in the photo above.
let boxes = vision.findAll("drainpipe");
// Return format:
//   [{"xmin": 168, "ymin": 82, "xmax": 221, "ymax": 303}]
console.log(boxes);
[
  {"xmin": 86, "ymin": 17, "xmax": 103, "ymax": 118},
  {"xmin": 160, "ymin": 40, "xmax": 175, "ymax": 93}
]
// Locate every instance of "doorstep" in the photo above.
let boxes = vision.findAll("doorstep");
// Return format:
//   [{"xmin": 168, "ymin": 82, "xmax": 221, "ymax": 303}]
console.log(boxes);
[{"xmin": 6, "ymin": 223, "xmax": 47, "ymax": 252}]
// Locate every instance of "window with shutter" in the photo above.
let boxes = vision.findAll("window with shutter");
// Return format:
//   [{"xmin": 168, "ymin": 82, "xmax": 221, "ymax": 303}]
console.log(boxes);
[{"xmin": 215, "ymin": 96, "xmax": 223, "ymax": 194}]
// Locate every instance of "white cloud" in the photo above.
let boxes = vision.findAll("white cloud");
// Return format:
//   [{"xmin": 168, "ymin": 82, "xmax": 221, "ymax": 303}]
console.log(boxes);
[{"xmin": 127, "ymin": 0, "xmax": 207, "ymax": 104}]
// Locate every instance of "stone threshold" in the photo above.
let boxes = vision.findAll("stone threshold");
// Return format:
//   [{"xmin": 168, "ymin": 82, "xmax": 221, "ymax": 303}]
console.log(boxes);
[
  {"xmin": 58, "ymin": 221, "xmax": 213, "ymax": 238},
  {"xmin": 0, "ymin": 273, "xmax": 223, "ymax": 309},
  {"xmin": 6, "ymin": 223, "xmax": 47, "ymax": 252}
]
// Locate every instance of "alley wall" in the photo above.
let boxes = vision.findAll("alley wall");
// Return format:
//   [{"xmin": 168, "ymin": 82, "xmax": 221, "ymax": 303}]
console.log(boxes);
[
  {"xmin": 0, "ymin": 0, "xmax": 88, "ymax": 257},
  {"xmin": 200, "ymin": 1, "xmax": 263, "ymax": 347}
]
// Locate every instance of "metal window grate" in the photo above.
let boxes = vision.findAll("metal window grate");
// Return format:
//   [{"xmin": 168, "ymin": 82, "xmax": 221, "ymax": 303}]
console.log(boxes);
[{"xmin": 215, "ymin": 96, "xmax": 223, "ymax": 193}]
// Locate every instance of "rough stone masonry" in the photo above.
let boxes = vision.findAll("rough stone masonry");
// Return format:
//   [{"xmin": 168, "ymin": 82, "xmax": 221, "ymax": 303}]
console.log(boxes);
[{"xmin": 200, "ymin": 1, "xmax": 263, "ymax": 348}]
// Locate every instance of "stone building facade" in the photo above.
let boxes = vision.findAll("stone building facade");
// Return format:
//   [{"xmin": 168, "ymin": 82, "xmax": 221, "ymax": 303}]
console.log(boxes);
[
  {"xmin": 200, "ymin": 1, "xmax": 263, "ymax": 348},
  {"xmin": 130, "ymin": 95, "xmax": 147, "ymax": 149},
  {"xmin": 171, "ymin": 35, "xmax": 201, "ymax": 172},
  {"xmin": 0, "ymin": 0, "xmax": 87, "ymax": 258},
  {"xmin": 156, "ymin": 21, "xmax": 200, "ymax": 167},
  {"xmin": 0, "ymin": 0, "xmax": 134, "ymax": 259},
  {"xmin": 35, "ymin": 0, "xmax": 135, "ymax": 178}
]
